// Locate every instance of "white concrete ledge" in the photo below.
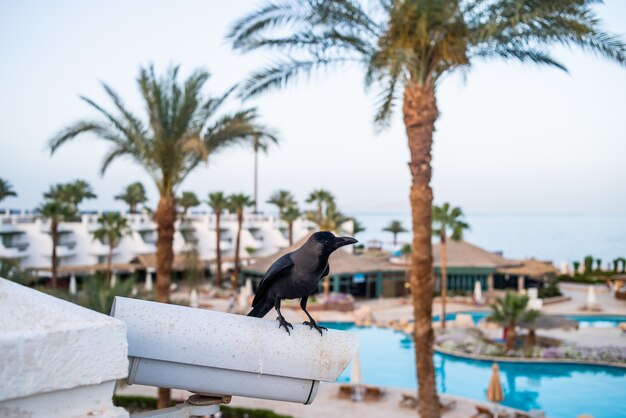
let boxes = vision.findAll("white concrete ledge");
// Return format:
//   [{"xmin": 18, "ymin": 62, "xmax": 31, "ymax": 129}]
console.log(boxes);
[{"xmin": 0, "ymin": 278, "xmax": 129, "ymax": 417}]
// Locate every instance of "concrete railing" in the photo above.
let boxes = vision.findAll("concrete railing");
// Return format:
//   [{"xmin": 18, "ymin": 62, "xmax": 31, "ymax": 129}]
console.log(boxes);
[{"xmin": 0, "ymin": 278, "xmax": 129, "ymax": 418}]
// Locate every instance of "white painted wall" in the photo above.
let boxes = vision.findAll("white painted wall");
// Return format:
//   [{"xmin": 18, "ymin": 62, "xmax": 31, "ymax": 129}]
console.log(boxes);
[
  {"xmin": 0, "ymin": 278, "xmax": 129, "ymax": 418},
  {"xmin": 0, "ymin": 212, "xmax": 317, "ymax": 272}
]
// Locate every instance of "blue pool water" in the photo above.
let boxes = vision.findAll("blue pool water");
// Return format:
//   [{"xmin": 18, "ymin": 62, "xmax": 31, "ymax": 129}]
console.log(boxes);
[
  {"xmin": 435, "ymin": 311, "xmax": 626, "ymax": 328},
  {"xmin": 323, "ymin": 323, "xmax": 626, "ymax": 418}
]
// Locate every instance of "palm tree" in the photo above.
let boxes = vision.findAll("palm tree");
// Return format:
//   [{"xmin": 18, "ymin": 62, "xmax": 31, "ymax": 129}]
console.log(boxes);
[
  {"xmin": 0, "ymin": 178, "xmax": 17, "ymax": 205},
  {"xmin": 44, "ymin": 180, "xmax": 96, "ymax": 216},
  {"xmin": 207, "ymin": 191, "xmax": 228, "ymax": 288},
  {"xmin": 488, "ymin": 292, "xmax": 539, "ymax": 350},
  {"xmin": 267, "ymin": 190, "xmax": 296, "ymax": 216},
  {"xmin": 315, "ymin": 201, "xmax": 349, "ymax": 233},
  {"xmin": 350, "ymin": 217, "xmax": 366, "ymax": 236},
  {"xmin": 229, "ymin": 4, "xmax": 624, "ymax": 414},
  {"xmin": 383, "ymin": 220, "xmax": 408, "ymax": 246},
  {"xmin": 91, "ymin": 212, "xmax": 131, "ymax": 282},
  {"xmin": 432, "ymin": 203, "xmax": 469, "ymax": 329},
  {"xmin": 48, "ymin": 65, "xmax": 275, "ymax": 409},
  {"xmin": 228, "ymin": 193, "xmax": 255, "ymax": 288},
  {"xmin": 281, "ymin": 206, "xmax": 301, "ymax": 245},
  {"xmin": 251, "ymin": 133, "xmax": 279, "ymax": 213},
  {"xmin": 38, "ymin": 194, "xmax": 76, "ymax": 289},
  {"xmin": 305, "ymin": 188, "xmax": 335, "ymax": 224},
  {"xmin": 115, "ymin": 182, "xmax": 148, "ymax": 214},
  {"xmin": 178, "ymin": 191, "xmax": 201, "ymax": 217}
]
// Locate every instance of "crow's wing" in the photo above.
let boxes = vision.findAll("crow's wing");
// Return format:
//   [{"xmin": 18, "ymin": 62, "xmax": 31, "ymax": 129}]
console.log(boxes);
[{"xmin": 251, "ymin": 253, "xmax": 294, "ymax": 307}]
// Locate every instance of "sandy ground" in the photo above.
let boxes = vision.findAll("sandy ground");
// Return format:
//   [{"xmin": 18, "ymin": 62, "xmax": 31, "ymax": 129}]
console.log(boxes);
[
  {"xmin": 117, "ymin": 383, "xmax": 521, "ymax": 418},
  {"xmin": 144, "ymin": 281, "xmax": 624, "ymax": 417}
]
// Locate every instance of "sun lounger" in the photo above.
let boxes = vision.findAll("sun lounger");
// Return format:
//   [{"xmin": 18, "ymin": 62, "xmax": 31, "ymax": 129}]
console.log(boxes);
[
  {"xmin": 515, "ymin": 412, "xmax": 546, "ymax": 418},
  {"xmin": 471, "ymin": 405, "xmax": 510, "ymax": 418},
  {"xmin": 338, "ymin": 384, "xmax": 385, "ymax": 401},
  {"xmin": 399, "ymin": 394, "xmax": 456, "ymax": 413}
]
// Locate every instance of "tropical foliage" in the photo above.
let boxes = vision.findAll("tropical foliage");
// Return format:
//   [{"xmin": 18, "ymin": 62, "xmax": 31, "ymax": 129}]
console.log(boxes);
[
  {"xmin": 207, "ymin": 191, "xmax": 229, "ymax": 288},
  {"xmin": 82, "ymin": 273, "xmax": 136, "ymax": 314},
  {"xmin": 305, "ymin": 188, "xmax": 334, "ymax": 224},
  {"xmin": 488, "ymin": 292, "xmax": 540, "ymax": 350},
  {"xmin": 178, "ymin": 191, "xmax": 201, "ymax": 216},
  {"xmin": 383, "ymin": 220, "xmax": 408, "ymax": 245},
  {"xmin": 229, "ymin": 2, "xmax": 624, "ymax": 414},
  {"xmin": 115, "ymin": 182, "xmax": 148, "ymax": 214},
  {"xmin": 436, "ymin": 328, "xmax": 626, "ymax": 364},
  {"xmin": 48, "ymin": 64, "xmax": 277, "ymax": 408},
  {"xmin": 268, "ymin": 190, "xmax": 301, "ymax": 244},
  {"xmin": 0, "ymin": 178, "xmax": 17, "ymax": 204},
  {"xmin": 44, "ymin": 179, "xmax": 96, "ymax": 217},
  {"xmin": 91, "ymin": 212, "xmax": 132, "ymax": 281},
  {"xmin": 432, "ymin": 203, "xmax": 468, "ymax": 328},
  {"xmin": 228, "ymin": 193, "xmax": 255, "ymax": 287},
  {"xmin": 38, "ymin": 179, "xmax": 94, "ymax": 292},
  {"xmin": 281, "ymin": 206, "xmax": 301, "ymax": 246},
  {"xmin": 267, "ymin": 190, "xmax": 296, "ymax": 215}
]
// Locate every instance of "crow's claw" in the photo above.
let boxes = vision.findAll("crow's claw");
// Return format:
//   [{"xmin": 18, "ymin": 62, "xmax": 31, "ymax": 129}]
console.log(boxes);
[
  {"xmin": 276, "ymin": 316, "xmax": 294, "ymax": 334},
  {"xmin": 303, "ymin": 320, "xmax": 328, "ymax": 336}
]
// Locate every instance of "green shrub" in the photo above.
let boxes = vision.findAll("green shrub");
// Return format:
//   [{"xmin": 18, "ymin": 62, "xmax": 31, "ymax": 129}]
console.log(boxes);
[
  {"xmin": 222, "ymin": 406, "xmax": 293, "ymax": 418},
  {"xmin": 538, "ymin": 286, "xmax": 562, "ymax": 298},
  {"xmin": 112, "ymin": 396, "xmax": 293, "ymax": 417}
]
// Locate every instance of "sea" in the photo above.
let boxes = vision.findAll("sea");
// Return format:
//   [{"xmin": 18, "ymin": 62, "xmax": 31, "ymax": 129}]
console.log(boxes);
[{"xmin": 347, "ymin": 213, "xmax": 626, "ymax": 266}]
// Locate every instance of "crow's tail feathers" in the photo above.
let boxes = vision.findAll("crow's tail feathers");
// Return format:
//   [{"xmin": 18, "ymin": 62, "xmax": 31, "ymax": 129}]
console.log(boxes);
[{"xmin": 247, "ymin": 301, "xmax": 272, "ymax": 318}]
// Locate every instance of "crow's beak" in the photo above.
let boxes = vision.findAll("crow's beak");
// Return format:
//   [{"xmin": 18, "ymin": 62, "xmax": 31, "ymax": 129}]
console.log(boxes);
[{"xmin": 332, "ymin": 236, "xmax": 358, "ymax": 249}]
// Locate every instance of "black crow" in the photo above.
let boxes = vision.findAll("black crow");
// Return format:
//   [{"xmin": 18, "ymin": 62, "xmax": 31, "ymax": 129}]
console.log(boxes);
[{"xmin": 247, "ymin": 231, "xmax": 358, "ymax": 335}]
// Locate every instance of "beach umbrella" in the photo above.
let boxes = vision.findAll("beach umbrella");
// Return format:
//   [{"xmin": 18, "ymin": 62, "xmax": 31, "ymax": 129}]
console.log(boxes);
[
  {"xmin": 110, "ymin": 272, "xmax": 117, "ymax": 288},
  {"xmin": 586, "ymin": 285, "xmax": 596, "ymax": 306},
  {"xmin": 145, "ymin": 268, "xmax": 153, "ymax": 291},
  {"xmin": 69, "ymin": 274, "xmax": 77, "ymax": 295},
  {"xmin": 189, "ymin": 287, "xmax": 199, "ymax": 308},
  {"xmin": 350, "ymin": 351, "xmax": 364, "ymax": 401},
  {"xmin": 487, "ymin": 363, "xmax": 504, "ymax": 418},
  {"xmin": 473, "ymin": 280, "xmax": 483, "ymax": 304},
  {"xmin": 350, "ymin": 351, "xmax": 363, "ymax": 385}
]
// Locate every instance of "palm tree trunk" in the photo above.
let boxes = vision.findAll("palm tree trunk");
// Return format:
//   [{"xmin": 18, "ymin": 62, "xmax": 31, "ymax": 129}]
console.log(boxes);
[
  {"xmin": 51, "ymin": 220, "xmax": 58, "ymax": 289},
  {"xmin": 253, "ymin": 147, "xmax": 259, "ymax": 214},
  {"xmin": 393, "ymin": 232, "xmax": 398, "ymax": 246},
  {"xmin": 440, "ymin": 233, "xmax": 447, "ymax": 329},
  {"xmin": 107, "ymin": 241, "xmax": 114, "ymax": 284},
  {"xmin": 154, "ymin": 195, "xmax": 175, "ymax": 410},
  {"xmin": 506, "ymin": 322, "xmax": 516, "ymax": 350},
  {"xmin": 404, "ymin": 82, "xmax": 440, "ymax": 418},
  {"xmin": 130, "ymin": 203, "xmax": 136, "ymax": 214},
  {"xmin": 288, "ymin": 221, "xmax": 293, "ymax": 246},
  {"xmin": 233, "ymin": 210, "xmax": 243, "ymax": 288},
  {"xmin": 215, "ymin": 211, "xmax": 222, "ymax": 288}
]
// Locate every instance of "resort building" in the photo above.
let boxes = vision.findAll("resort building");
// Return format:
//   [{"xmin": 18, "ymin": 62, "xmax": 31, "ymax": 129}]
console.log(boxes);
[
  {"xmin": 0, "ymin": 210, "xmax": 318, "ymax": 280},
  {"xmin": 243, "ymin": 239, "xmax": 558, "ymax": 299},
  {"xmin": 431, "ymin": 240, "xmax": 557, "ymax": 294},
  {"xmin": 242, "ymin": 237, "xmax": 407, "ymax": 298}
]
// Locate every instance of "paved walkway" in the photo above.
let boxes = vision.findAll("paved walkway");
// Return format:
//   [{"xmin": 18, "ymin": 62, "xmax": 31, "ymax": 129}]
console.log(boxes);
[{"xmin": 117, "ymin": 383, "xmax": 519, "ymax": 418}]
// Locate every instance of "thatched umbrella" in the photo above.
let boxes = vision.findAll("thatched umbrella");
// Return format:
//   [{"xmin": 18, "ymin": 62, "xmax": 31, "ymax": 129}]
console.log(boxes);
[
  {"xmin": 521, "ymin": 314, "xmax": 579, "ymax": 345},
  {"xmin": 487, "ymin": 363, "xmax": 504, "ymax": 417}
]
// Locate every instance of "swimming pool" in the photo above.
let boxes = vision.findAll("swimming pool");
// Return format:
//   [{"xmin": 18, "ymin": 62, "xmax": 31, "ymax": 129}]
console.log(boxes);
[
  {"xmin": 323, "ymin": 323, "xmax": 626, "ymax": 418},
  {"xmin": 435, "ymin": 311, "xmax": 626, "ymax": 328}
]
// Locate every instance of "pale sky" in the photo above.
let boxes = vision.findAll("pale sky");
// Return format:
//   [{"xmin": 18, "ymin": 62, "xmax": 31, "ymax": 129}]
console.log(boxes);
[{"xmin": 1, "ymin": 0, "xmax": 625, "ymax": 215}]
